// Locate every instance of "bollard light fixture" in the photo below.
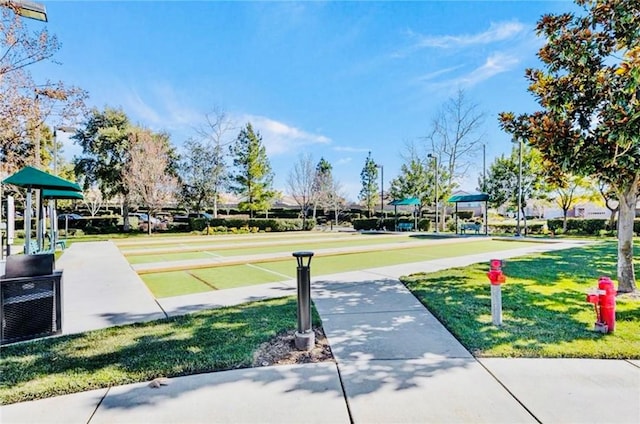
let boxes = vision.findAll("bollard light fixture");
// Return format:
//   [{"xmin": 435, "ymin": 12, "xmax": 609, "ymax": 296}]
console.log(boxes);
[{"xmin": 293, "ymin": 251, "xmax": 314, "ymax": 350}]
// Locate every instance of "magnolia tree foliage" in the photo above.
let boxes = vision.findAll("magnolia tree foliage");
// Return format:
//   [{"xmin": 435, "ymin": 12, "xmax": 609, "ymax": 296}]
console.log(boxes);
[
  {"xmin": 229, "ymin": 123, "xmax": 275, "ymax": 218},
  {"xmin": 359, "ymin": 152, "xmax": 379, "ymax": 218},
  {"xmin": 179, "ymin": 138, "xmax": 219, "ymax": 214},
  {"xmin": 499, "ymin": 0, "xmax": 639, "ymax": 292}
]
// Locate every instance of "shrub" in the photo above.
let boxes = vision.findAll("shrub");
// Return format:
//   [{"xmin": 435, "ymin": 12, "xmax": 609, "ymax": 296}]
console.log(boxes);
[
  {"xmin": 352, "ymin": 219, "xmax": 378, "ymax": 231},
  {"xmin": 456, "ymin": 211, "xmax": 474, "ymax": 220},
  {"xmin": 417, "ymin": 219, "xmax": 430, "ymax": 231}
]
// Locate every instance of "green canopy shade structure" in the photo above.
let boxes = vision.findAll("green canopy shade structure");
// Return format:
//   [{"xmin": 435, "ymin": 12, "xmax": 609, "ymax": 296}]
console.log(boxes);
[
  {"xmin": 42, "ymin": 189, "xmax": 84, "ymax": 200},
  {"xmin": 389, "ymin": 197, "xmax": 421, "ymax": 231},
  {"xmin": 447, "ymin": 193, "xmax": 490, "ymax": 236},
  {"xmin": 2, "ymin": 166, "xmax": 81, "ymax": 254},
  {"xmin": 2, "ymin": 166, "xmax": 81, "ymax": 191}
]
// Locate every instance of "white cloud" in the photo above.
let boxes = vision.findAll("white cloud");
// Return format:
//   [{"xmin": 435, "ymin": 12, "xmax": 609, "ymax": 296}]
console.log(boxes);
[
  {"xmin": 413, "ymin": 21, "xmax": 525, "ymax": 49},
  {"xmin": 423, "ymin": 52, "xmax": 520, "ymax": 90},
  {"xmin": 240, "ymin": 114, "xmax": 331, "ymax": 155},
  {"xmin": 122, "ymin": 83, "xmax": 203, "ymax": 132},
  {"xmin": 336, "ymin": 157, "xmax": 352, "ymax": 165},
  {"xmin": 458, "ymin": 52, "xmax": 520, "ymax": 86}
]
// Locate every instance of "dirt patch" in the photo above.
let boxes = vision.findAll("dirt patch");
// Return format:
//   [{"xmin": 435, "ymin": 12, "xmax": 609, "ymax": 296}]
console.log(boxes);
[{"xmin": 252, "ymin": 327, "xmax": 334, "ymax": 367}]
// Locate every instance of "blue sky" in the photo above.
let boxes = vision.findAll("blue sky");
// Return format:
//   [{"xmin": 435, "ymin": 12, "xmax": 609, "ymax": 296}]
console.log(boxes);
[{"xmin": 30, "ymin": 1, "xmax": 579, "ymax": 201}]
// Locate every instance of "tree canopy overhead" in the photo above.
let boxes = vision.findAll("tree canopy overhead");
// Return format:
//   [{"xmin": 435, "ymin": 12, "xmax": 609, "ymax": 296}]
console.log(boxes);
[{"xmin": 499, "ymin": 0, "xmax": 639, "ymax": 292}]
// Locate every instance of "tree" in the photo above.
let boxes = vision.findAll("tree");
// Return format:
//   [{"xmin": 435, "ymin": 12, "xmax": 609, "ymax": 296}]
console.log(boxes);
[
  {"xmin": 0, "ymin": 8, "xmax": 87, "ymax": 174},
  {"xmin": 389, "ymin": 144, "xmax": 431, "ymax": 214},
  {"xmin": 286, "ymin": 153, "xmax": 316, "ymax": 229},
  {"xmin": 483, "ymin": 144, "xmax": 549, "ymax": 232},
  {"xmin": 82, "ymin": 185, "xmax": 103, "ymax": 217},
  {"xmin": 124, "ymin": 128, "xmax": 178, "ymax": 234},
  {"xmin": 228, "ymin": 123, "xmax": 275, "ymax": 218},
  {"xmin": 359, "ymin": 152, "xmax": 379, "ymax": 218},
  {"xmin": 424, "ymin": 89, "xmax": 485, "ymax": 229},
  {"xmin": 73, "ymin": 107, "xmax": 133, "ymax": 229},
  {"xmin": 312, "ymin": 157, "xmax": 333, "ymax": 219},
  {"xmin": 179, "ymin": 138, "xmax": 217, "ymax": 214},
  {"xmin": 193, "ymin": 108, "xmax": 235, "ymax": 217},
  {"xmin": 552, "ymin": 175, "xmax": 599, "ymax": 232},
  {"xmin": 499, "ymin": 0, "xmax": 639, "ymax": 292},
  {"xmin": 327, "ymin": 177, "xmax": 347, "ymax": 226},
  {"xmin": 598, "ymin": 182, "xmax": 619, "ymax": 232}
]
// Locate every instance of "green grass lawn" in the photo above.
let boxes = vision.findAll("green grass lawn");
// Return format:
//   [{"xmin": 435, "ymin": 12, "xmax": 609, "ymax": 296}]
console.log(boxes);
[
  {"xmin": 0, "ymin": 297, "xmax": 319, "ymax": 405},
  {"xmin": 141, "ymin": 239, "xmax": 541, "ymax": 298},
  {"xmin": 401, "ymin": 241, "xmax": 640, "ymax": 358}
]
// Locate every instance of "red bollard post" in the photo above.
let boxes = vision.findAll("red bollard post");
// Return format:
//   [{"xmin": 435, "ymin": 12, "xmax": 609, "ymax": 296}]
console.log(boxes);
[{"xmin": 598, "ymin": 277, "xmax": 616, "ymax": 333}]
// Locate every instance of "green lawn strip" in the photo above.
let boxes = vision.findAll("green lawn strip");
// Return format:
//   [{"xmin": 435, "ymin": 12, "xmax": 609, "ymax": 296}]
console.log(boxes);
[
  {"xmin": 127, "ymin": 251, "xmax": 217, "ymax": 265},
  {"xmin": 141, "ymin": 271, "xmax": 214, "ymax": 298},
  {"xmin": 190, "ymin": 265, "xmax": 289, "ymax": 290},
  {"xmin": 0, "ymin": 297, "xmax": 321, "ymax": 405},
  {"xmin": 401, "ymin": 241, "xmax": 640, "ymax": 358}
]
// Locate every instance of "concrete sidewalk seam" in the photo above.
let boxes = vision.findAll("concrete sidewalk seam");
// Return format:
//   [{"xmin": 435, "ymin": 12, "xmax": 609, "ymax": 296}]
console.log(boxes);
[
  {"xmin": 476, "ymin": 358, "xmax": 543, "ymax": 424},
  {"xmin": 87, "ymin": 387, "xmax": 110, "ymax": 424}
]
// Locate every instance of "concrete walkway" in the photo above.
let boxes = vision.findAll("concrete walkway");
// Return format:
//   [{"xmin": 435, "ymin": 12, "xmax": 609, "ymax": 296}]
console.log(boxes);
[{"xmin": 2, "ymin": 238, "xmax": 639, "ymax": 423}]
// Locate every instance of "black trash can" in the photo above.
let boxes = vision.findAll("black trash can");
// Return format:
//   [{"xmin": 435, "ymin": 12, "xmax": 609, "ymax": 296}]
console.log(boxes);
[{"xmin": 1, "ymin": 254, "xmax": 63, "ymax": 345}]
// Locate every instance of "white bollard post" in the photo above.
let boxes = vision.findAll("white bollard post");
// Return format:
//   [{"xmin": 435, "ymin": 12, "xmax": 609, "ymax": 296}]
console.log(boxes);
[{"xmin": 491, "ymin": 284, "xmax": 502, "ymax": 326}]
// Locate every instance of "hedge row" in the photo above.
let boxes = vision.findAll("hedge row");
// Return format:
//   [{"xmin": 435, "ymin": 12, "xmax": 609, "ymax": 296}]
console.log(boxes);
[
  {"xmin": 352, "ymin": 218, "xmax": 430, "ymax": 231},
  {"xmin": 547, "ymin": 218, "xmax": 640, "ymax": 235},
  {"xmin": 189, "ymin": 218, "xmax": 315, "ymax": 232}
]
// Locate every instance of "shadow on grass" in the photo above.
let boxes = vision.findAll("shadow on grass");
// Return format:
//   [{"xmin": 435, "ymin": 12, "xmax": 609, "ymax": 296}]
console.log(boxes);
[
  {"xmin": 0, "ymin": 297, "xmax": 326, "ymax": 405},
  {"xmin": 401, "ymin": 241, "xmax": 640, "ymax": 358}
]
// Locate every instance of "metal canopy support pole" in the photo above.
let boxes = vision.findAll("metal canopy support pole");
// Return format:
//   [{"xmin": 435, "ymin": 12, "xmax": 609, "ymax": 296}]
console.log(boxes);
[{"xmin": 25, "ymin": 190, "xmax": 32, "ymax": 254}]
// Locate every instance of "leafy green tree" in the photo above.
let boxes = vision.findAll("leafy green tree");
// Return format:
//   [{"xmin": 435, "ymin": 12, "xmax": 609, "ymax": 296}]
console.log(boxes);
[
  {"xmin": 312, "ymin": 157, "xmax": 333, "ymax": 218},
  {"xmin": 73, "ymin": 107, "xmax": 132, "ymax": 229},
  {"xmin": 483, "ymin": 144, "xmax": 549, "ymax": 232},
  {"xmin": 229, "ymin": 123, "xmax": 275, "ymax": 218},
  {"xmin": 389, "ymin": 147, "xmax": 430, "ymax": 213},
  {"xmin": 499, "ymin": 0, "xmax": 639, "ymax": 292},
  {"xmin": 552, "ymin": 175, "xmax": 599, "ymax": 232},
  {"xmin": 359, "ymin": 152, "xmax": 379, "ymax": 218},
  {"xmin": 179, "ymin": 138, "xmax": 219, "ymax": 214}
]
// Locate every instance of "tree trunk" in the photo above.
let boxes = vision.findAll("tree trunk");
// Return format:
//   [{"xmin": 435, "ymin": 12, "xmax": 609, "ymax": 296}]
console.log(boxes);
[
  {"xmin": 616, "ymin": 181, "xmax": 638, "ymax": 293},
  {"xmin": 123, "ymin": 197, "xmax": 130, "ymax": 232},
  {"xmin": 562, "ymin": 210, "xmax": 568, "ymax": 232},
  {"xmin": 213, "ymin": 194, "xmax": 218, "ymax": 218}
]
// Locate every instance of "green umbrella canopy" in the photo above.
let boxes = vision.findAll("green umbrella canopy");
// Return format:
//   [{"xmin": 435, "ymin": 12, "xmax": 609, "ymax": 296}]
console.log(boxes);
[
  {"xmin": 389, "ymin": 197, "xmax": 421, "ymax": 206},
  {"xmin": 42, "ymin": 189, "xmax": 84, "ymax": 200},
  {"xmin": 2, "ymin": 166, "xmax": 81, "ymax": 191}
]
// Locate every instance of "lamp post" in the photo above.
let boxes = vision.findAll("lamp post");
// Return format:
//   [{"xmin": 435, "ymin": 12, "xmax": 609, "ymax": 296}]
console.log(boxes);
[
  {"xmin": 428, "ymin": 153, "xmax": 439, "ymax": 233},
  {"xmin": 375, "ymin": 164, "xmax": 383, "ymax": 218},
  {"xmin": 1, "ymin": 0, "xmax": 48, "ymax": 21},
  {"xmin": 482, "ymin": 143, "xmax": 486, "ymax": 192},
  {"xmin": 513, "ymin": 138, "xmax": 523, "ymax": 237}
]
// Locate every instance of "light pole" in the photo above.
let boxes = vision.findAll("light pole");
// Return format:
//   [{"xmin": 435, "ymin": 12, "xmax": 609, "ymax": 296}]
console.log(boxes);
[
  {"xmin": 375, "ymin": 164, "xmax": 383, "ymax": 217},
  {"xmin": 513, "ymin": 138, "xmax": 523, "ymax": 237},
  {"xmin": 53, "ymin": 126, "xmax": 76, "ymax": 175},
  {"xmin": 428, "ymin": 153, "xmax": 439, "ymax": 233},
  {"xmin": 482, "ymin": 143, "xmax": 486, "ymax": 192},
  {"xmin": 1, "ymin": 0, "xmax": 48, "ymax": 21}
]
